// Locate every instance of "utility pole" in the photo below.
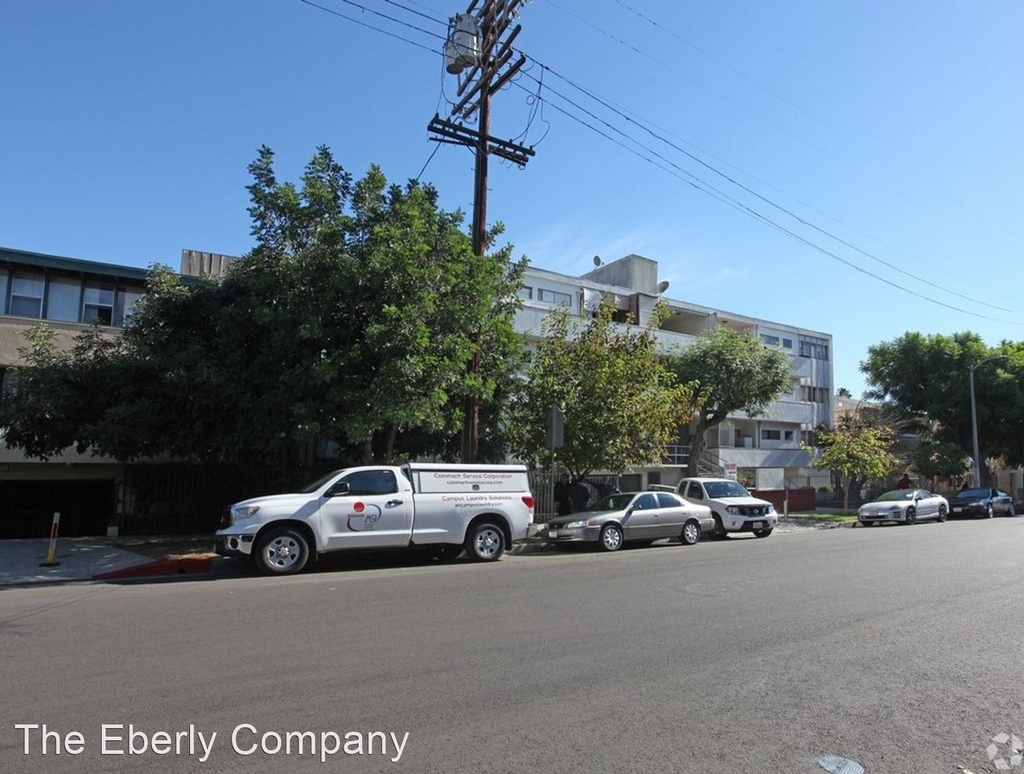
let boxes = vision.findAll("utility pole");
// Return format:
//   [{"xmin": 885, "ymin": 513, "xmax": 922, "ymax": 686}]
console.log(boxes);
[{"xmin": 429, "ymin": 0, "xmax": 535, "ymax": 464}]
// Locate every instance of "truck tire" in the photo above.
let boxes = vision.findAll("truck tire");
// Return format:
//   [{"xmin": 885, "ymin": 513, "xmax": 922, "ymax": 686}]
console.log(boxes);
[
  {"xmin": 466, "ymin": 522, "xmax": 505, "ymax": 561},
  {"xmin": 255, "ymin": 527, "xmax": 310, "ymax": 575},
  {"xmin": 711, "ymin": 514, "xmax": 728, "ymax": 540}
]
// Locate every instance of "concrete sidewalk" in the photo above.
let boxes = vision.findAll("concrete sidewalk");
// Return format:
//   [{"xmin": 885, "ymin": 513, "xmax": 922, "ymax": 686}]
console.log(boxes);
[{"xmin": 0, "ymin": 537, "xmax": 214, "ymax": 587}]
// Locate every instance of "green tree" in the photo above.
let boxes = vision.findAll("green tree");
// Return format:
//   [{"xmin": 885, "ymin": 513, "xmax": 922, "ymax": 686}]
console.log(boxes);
[
  {"xmin": 908, "ymin": 440, "xmax": 971, "ymax": 487},
  {"xmin": 0, "ymin": 147, "xmax": 527, "ymax": 464},
  {"xmin": 507, "ymin": 297, "xmax": 696, "ymax": 480},
  {"xmin": 861, "ymin": 331, "xmax": 1024, "ymax": 474},
  {"xmin": 666, "ymin": 326, "xmax": 792, "ymax": 477},
  {"xmin": 813, "ymin": 424, "xmax": 897, "ymax": 511}
]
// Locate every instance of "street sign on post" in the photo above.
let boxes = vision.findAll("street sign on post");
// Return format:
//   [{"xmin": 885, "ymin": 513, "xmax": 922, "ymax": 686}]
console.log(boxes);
[{"xmin": 546, "ymin": 403, "xmax": 564, "ymax": 450}]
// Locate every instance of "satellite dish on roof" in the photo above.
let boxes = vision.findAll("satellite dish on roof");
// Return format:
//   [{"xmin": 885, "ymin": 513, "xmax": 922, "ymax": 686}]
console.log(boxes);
[
  {"xmin": 656, "ymin": 280, "xmax": 670, "ymax": 294},
  {"xmin": 593, "ymin": 255, "xmax": 602, "ymax": 267}
]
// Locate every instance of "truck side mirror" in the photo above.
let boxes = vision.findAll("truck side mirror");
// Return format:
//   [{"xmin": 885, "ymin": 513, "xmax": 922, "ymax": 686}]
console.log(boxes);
[{"xmin": 325, "ymin": 481, "xmax": 350, "ymax": 497}]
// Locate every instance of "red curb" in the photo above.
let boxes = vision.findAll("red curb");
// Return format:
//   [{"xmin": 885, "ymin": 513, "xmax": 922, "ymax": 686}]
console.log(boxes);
[{"xmin": 93, "ymin": 557, "xmax": 214, "ymax": 580}]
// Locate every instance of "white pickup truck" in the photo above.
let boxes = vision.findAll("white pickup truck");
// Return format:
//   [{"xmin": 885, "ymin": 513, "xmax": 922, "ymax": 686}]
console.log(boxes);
[
  {"xmin": 677, "ymin": 477, "xmax": 777, "ymax": 538},
  {"xmin": 214, "ymin": 463, "xmax": 535, "ymax": 574}
]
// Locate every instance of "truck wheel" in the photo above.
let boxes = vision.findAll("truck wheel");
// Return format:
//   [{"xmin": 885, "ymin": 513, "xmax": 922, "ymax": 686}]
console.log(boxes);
[
  {"xmin": 711, "ymin": 514, "xmax": 728, "ymax": 540},
  {"xmin": 466, "ymin": 522, "xmax": 505, "ymax": 561},
  {"xmin": 255, "ymin": 527, "xmax": 310, "ymax": 575},
  {"xmin": 753, "ymin": 528, "xmax": 773, "ymax": 538}
]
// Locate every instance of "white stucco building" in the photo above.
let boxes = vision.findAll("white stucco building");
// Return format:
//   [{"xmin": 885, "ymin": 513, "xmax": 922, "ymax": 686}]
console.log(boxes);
[{"xmin": 516, "ymin": 253, "xmax": 834, "ymax": 492}]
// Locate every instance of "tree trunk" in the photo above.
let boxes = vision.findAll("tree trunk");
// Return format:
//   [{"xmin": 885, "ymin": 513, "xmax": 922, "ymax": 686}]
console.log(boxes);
[
  {"xmin": 686, "ymin": 419, "xmax": 709, "ymax": 478},
  {"xmin": 384, "ymin": 423, "xmax": 398, "ymax": 463},
  {"xmin": 361, "ymin": 440, "xmax": 374, "ymax": 465}
]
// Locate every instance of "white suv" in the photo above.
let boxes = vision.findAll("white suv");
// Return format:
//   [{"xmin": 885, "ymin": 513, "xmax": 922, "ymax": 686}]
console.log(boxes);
[{"xmin": 677, "ymin": 478, "xmax": 777, "ymax": 538}]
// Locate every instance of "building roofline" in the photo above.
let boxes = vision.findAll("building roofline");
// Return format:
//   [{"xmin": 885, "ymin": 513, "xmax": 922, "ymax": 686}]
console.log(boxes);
[
  {"xmin": 0, "ymin": 246, "xmax": 152, "ymax": 282},
  {"xmin": 524, "ymin": 259, "xmax": 831, "ymax": 340}
]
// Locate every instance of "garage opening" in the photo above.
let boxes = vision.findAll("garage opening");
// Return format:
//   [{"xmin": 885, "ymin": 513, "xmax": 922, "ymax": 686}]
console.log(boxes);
[{"xmin": 0, "ymin": 479, "xmax": 116, "ymax": 538}]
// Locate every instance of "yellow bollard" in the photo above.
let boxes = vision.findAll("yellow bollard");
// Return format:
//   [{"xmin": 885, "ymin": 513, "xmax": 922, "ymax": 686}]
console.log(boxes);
[{"xmin": 42, "ymin": 512, "xmax": 61, "ymax": 566}]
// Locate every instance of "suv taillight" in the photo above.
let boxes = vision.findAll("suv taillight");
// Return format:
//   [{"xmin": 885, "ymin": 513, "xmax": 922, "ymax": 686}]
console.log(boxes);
[{"xmin": 522, "ymin": 495, "xmax": 535, "ymax": 509}]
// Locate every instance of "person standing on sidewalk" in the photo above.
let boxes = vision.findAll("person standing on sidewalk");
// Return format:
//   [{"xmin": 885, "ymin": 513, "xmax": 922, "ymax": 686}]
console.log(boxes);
[{"xmin": 554, "ymin": 474, "xmax": 572, "ymax": 516}]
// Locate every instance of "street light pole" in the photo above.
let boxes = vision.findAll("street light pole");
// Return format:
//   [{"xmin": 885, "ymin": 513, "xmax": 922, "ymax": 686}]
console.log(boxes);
[{"xmin": 969, "ymin": 354, "xmax": 1008, "ymax": 488}]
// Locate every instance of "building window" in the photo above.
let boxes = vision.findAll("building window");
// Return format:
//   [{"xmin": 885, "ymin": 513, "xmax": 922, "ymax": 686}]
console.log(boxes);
[
  {"xmin": 801, "ymin": 386, "xmax": 829, "ymax": 404},
  {"xmin": 46, "ymin": 278, "xmax": 82, "ymax": 322},
  {"xmin": 518, "ymin": 286, "xmax": 533, "ymax": 301},
  {"xmin": 798, "ymin": 335, "xmax": 829, "ymax": 360},
  {"xmin": 761, "ymin": 429, "xmax": 782, "ymax": 441},
  {"xmin": 83, "ymin": 285, "xmax": 115, "ymax": 325},
  {"xmin": 760, "ymin": 334, "xmax": 780, "ymax": 346},
  {"xmin": 114, "ymin": 290, "xmax": 144, "ymax": 326},
  {"xmin": 782, "ymin": 338, "xmax": 793, "ymax": 349},
  {"xmin": 536, "ymin": 288, "xmax": 572, "ymax": 306},
  {"xmin": 9, "ymin": 274, "xmax": 44, "ymax": 318},
  {"xmin": 0, "ymin": 273, "xmax": 8, "ymax": 314},
  {"xmin": 784, "ymin": 430, "xmax": 795, "ymax": 441}
]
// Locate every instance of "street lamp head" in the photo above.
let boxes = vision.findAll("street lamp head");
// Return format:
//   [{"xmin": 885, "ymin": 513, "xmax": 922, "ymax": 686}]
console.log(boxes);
[{"xmin": 971, "ymin": 353, "xmax": 1009, "ymax": 373}]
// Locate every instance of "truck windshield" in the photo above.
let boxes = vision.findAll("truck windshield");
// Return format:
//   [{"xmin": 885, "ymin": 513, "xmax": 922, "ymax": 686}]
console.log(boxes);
[{"xmin": 704, "ymin": 481, "xmax": 751, "ymax": 498}]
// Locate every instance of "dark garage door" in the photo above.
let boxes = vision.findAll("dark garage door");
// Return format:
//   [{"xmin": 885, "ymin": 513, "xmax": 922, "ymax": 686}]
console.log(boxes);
[{"xmin": 0, "ymin": 479, "xmax": 116, "ymax": 538}]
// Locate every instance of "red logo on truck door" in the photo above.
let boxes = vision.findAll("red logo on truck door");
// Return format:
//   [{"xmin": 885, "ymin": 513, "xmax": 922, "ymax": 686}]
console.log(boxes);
[{"xmin": 347, "ymin": 502, "xmax": 383, "ymax": 531}]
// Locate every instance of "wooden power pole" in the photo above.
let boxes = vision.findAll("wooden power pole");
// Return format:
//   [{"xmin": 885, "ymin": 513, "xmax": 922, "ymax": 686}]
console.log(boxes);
[{"xmin": 428, "ymin": 0, "xmax": 535, "ymax": 464}]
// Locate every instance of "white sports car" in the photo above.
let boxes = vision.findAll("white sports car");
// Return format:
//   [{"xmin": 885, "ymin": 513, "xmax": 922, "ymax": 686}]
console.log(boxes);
[{"xmin": 858, "ymin": 489, "xmax": 949, "ymax": 526}]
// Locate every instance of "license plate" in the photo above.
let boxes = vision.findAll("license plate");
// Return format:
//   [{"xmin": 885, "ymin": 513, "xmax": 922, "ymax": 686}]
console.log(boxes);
[
  {"xmin": 751, "ymin": 521, "xmax": 764, "ymax": 530},
  {"xmin": 953, "ymin": 507, "xmax": 962, "ymax": 513},
  {"xmin": 548, "ymin": 530, "xmax": 558, "ymax": 539}
]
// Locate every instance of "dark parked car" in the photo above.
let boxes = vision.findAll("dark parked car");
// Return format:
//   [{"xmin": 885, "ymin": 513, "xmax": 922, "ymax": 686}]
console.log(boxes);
[{"xmin": 947, "ymin": 487, "xmax": 1016, "ymax": 519}]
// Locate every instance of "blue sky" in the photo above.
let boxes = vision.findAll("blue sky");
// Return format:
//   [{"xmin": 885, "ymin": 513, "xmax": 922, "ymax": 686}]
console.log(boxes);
[{"xmin": 5, "ymin": 1, "xmax": 1023, "ymax": 397}]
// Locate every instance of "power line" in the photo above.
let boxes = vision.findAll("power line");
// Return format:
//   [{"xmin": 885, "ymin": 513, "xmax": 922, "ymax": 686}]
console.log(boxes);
[
  {"xmin": 610, "ymin": 0, "xmax": 980, "ymax": 218},
  {"xmin": 298, "ymin": 0, "xmax": 442, "ymax": 53},
  {"xmin": 513, "ymin": 71, "xmax": 1024, "ymax": 326},
  {"xmin": 298, "ymin": 0, "xmax": 1022, "ymax": 324},
  {"xmin": 526, "ymin": 59, "xmax": 1016, "ymax": 316}
]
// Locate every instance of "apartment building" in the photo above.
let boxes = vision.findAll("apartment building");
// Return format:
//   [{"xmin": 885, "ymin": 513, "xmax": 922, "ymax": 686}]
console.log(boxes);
[
  {"xmin": 0, "ymin": 247, "xmax": 150, "ymax": 537},
  {"xmin": 516, "ymin": 253, "xmax": 834, "ymax": 492}
]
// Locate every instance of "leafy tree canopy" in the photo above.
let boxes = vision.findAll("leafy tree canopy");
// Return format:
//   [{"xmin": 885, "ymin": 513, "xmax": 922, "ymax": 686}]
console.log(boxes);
[
  {"xmin": 1, "ymin": 146, "xmax": 527, "ymax": 464},
  {"xmin": 812, "ymin": 424, "xmax": 897, "ymax": 510},
  {"xmin": 507, "ymin": 297, "xmax": 696, "ymax": 480},
  {"xmin": 861, "ymin": 331, "xmax": 1024, "ymax": 469},
  {"xmin": 666, "ymin": 325, "xmax": 791, "ymax": 476}
]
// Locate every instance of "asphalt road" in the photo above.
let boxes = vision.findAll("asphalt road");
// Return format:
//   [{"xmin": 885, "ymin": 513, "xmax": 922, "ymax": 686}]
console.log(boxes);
[{"xmin": 1, "ymin": 519, "xmax": 1023, "ymax": 774}]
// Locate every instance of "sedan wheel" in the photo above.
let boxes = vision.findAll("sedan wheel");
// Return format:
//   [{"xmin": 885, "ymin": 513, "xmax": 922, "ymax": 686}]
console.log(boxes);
[
  {"xmin": 1010, "ymin": 503, "xmax": 1017, "ymax": 517},
  {"xmin": 986, "ymin": 504, "xmax": 994, "ymax": 519},
  {"xmin": 903, "ymin": 507, "xmax": 916, "ymax": 526},
  {"xmin": 599, "ymin": 524, "xmax": 623, "ymax": 552},
  {"xmin": 937, "ymin": 505, "xmax": 947, "ymax": 523},
  {"xmin": 680, "ymin": 520, "xmax": 701, "ymax": 546}
]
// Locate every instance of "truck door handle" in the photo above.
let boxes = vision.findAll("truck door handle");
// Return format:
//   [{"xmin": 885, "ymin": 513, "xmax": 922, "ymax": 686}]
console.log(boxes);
[{"xmin": 386, "ymin": 499, "xmax": 404, "ymax": 506}]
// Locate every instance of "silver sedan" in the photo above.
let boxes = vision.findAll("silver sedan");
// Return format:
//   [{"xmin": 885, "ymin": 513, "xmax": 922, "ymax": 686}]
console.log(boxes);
[
  {"xmin": 546, "ymin": 491, "xmax": 713, "ymax": 551},
  {"xmin": 858, "ymin": 489, "xmax": 949, "ymax": 526}
]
